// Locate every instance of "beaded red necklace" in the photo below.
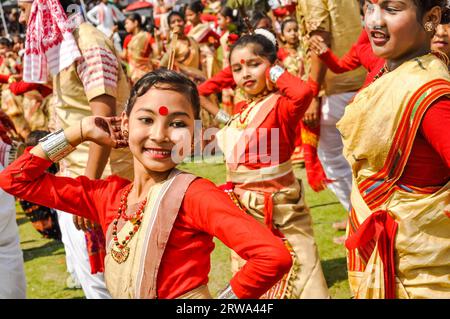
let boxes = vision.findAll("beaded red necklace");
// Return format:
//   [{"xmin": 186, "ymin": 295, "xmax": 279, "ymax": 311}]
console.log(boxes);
[
  {"xmin": 238, "ymin": 90, "xmax": 271, "ymax": 125},
  {"xmin": 238, "ymin": 102, "xmax": 258, "ymax": 125},
  {"xmin": 373, "ymin": 63, "xmax": 389, "ymax": 81},
  {"xmin": 110, "ymin": 184, "xmax": 148, "ymax": 264}
]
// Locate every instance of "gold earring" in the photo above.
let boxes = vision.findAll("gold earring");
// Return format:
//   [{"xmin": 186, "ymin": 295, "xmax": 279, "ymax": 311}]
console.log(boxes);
[
  {"xmin": 424, "ymin": 21, "xmax": 435, "ymax": 32},
  {"xmin": 122, "ymin": 130, "xmax": 129, "ymax": 138}
]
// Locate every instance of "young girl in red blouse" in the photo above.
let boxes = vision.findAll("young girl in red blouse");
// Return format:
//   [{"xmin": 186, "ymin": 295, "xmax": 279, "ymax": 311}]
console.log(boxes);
[
  {"xmin": 277, "ymin": 18, "xmax": 305, "ymax": 78},
  {"xmin": 0, "ymin": 69, "xmax": 292, "ymax": 299},
  {"xmin": 216, "ymin": 30, "xmax": 330, "ymax": 298}
]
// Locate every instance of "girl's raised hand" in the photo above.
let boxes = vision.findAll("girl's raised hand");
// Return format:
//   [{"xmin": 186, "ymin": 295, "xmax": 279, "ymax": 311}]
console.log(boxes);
[{"xmin": 81, "ymin": 116, "xmax": 128, "ymax": 149}]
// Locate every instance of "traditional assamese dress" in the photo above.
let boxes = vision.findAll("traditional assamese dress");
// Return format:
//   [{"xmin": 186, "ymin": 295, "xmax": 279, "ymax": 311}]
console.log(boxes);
[
  {"xmin": 217, "ymin": 31, "xmax": 239, "ymax": 113},
  {"xmin": 0, "ymin": 57, "xmax": 29, "ymax": 139},
  {"xmin": 277, "ymin": 45, "xmax": 329, "ymax": 191},
  {"xmin": 9, "ymin": 80, "xmax": 53, "ymax": 133},
  {"xmin": 123, "ymin": 30, "xmax": 154, "ymax": 84},
  {"xmin": 216, "ymin": 71, "xmax": 330, "ymax": 298},
  {"xmin": 337, "ymin": 53, "xmax": 450, "ymax": 299},
  {"xmin": 0, "ymin": 150, "xmax": 292, "ymax": 299},
  {"xmin": 160, "ymin": 35, "xmax": 204, "ymax": 82}
]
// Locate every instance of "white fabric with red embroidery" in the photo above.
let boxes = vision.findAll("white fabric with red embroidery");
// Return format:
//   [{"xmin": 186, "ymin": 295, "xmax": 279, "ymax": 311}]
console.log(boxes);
[{"xmin": 23, "ymin": 0, "xmax": 81, "ymax": 83}]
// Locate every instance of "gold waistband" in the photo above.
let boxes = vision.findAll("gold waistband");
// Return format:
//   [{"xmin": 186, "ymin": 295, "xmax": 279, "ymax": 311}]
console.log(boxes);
[{"xmin": 226, "ymin": 160, "xmax": 293, "ymax": 184}]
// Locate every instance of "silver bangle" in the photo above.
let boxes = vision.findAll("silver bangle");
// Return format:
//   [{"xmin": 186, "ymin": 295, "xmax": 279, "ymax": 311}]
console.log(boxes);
[
  {"xmin": 39, "ymin": 129, "xmax": 75, "ymax": 162},
  {"xmin": 217, "ymin": 284, "xmax": 238, "ymax": 299},
  {"xmin": 215, "ymin": 109, "xmax": 231, "ymax": 124},
  {"xmin": 269, "ymin": 65, "xmax": 285, "ymax": 83}
]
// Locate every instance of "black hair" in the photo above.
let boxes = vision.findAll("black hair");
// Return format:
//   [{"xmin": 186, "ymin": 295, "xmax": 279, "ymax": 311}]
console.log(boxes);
[
  {"xmin": 26, "ymin": 130, "xmax": 60, "ymax": 176},
  {"xmin": 359, "ymin": 0, "xmax": 368, "ymax": 16},
  {"xmin": 185, "ymin": 0, "xmax": 204, "ymax": 15},
  {"xmin": 280, "ymin": 18, "xmax": 297, "ymax": 35},
  {"xmin": 0, "ymin": 37, "xmax": 13, "ymax": 47},
  {"xmin": 60, "ymin": 0, "xmax": 77, "ymax": 12},
  {"xmin": 25, "ymin": 130, "xmax": 50, "ymax": 147},
  {"xmin": 413, "ymin": 0, "xmax": 450, "ymax": 24},
  {"xmin": 250, "ymin": 11, "xmax": 272, "ymax": 30},
  {"xmin": 167, "ymin": 10, "xmax": 185, "ymax": 26},
  {"xmin": 126, "ymin": 13, "xmax": 143, "ymax": 29},
  {"xmin": 220, "ymin": 6, "xmax": 234, "ymax": 19},
  {"xmin": 229, "ymin": 33, "xmax": 278, "ymax": 64},
  {"xmin": 125, "ymin": 69, "xmax": 200, "ymax": 119}
]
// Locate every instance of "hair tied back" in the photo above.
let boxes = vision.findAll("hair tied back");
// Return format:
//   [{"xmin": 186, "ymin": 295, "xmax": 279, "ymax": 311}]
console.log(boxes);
[{"xmin": 254, "ymin": 28, "xmax": 277, "ymax": 47}]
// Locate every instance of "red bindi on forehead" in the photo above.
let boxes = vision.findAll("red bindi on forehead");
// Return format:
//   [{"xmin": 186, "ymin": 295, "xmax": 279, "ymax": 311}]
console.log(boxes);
[
  {"xmin": 159, "ymin": 106, "xmax": 169, "ymax": 116},
  {"xmin": 240, "ymin": 59, "xmax": 246, "ymax": 65}
]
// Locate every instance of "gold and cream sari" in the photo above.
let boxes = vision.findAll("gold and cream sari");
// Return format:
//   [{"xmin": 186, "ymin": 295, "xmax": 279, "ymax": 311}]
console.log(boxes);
[
  {"xmin": 216, "ymin": 93, "xmax": 330, "ymax": 299},
  {"xmin": 103, "ymin": 169, "xmax": 208, "ymax": 298},
  {"xmin": 126, "ymin": 30, "xmax": 153, "ymax": 84},
  {"xmin": 337, "ymin": 54, "xmax": 450, "ymax": 299}
]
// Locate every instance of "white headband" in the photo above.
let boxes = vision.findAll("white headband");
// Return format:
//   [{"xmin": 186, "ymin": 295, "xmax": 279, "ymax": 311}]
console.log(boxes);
[{"xmin": 254, "ymin": 28, "xmax": 277, "ymax": 47}]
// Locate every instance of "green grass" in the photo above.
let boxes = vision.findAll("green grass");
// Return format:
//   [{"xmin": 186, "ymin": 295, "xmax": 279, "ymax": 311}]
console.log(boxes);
[{"xmin": 18, "ymin": 161, "xmax": 350, "ymax": 299}]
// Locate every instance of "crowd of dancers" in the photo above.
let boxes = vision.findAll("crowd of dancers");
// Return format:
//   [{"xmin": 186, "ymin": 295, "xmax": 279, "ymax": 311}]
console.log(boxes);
[{"xmin": 0, "ymin": 0, "xmax": 448, "ymax": 299}]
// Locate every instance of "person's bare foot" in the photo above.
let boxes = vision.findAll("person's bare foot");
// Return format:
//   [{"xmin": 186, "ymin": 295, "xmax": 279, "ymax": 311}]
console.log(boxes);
[
  {"xmin": 332, "ymin": 219, "xmax": 347, "ymax": 231},
  {"xmin": 333, "ymin": 235, "xmax": 346, "ymax": 245}
]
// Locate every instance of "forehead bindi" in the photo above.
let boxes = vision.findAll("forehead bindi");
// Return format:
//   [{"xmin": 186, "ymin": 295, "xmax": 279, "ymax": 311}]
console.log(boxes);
[
  {"xmin": 230, "ymin": 46, "xmax": 263, "ymax": 65},
  {"xmin": 159, "ymin": 106, "xmax": 169, "ymax": 116}
]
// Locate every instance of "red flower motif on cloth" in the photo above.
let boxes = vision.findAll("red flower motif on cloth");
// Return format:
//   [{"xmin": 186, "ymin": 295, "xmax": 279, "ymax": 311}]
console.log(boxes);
[
  {"xmin": 23, "ymin": 0, "xmax": 81, "ymax": 83},
  {"xmin": 25, "ymin": 0, "xmax": 72, "ymax": 54}
]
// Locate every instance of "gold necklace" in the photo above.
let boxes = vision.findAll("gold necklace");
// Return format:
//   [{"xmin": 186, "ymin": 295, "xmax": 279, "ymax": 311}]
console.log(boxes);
[
  {"xmin": 110, "ymin": 185, "xmax": 147, "ymax": 264},
  {"xmin": 238, "ymin": 100, "xmax": 258, "ymax": 127}
]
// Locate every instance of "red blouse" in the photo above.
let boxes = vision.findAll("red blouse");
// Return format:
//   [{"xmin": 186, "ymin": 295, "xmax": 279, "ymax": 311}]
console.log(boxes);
[
  {"xmin": 319, "ymin": 29, "xmax": 382, "ymax": 74},
  {"xmin": 123, "ymin": 33, "xmax": 154, "ymax": 58},
  {"xmin": 399, "ymin": 97, "xmax": 450, "ymax": 187},
  {"xmin": 277, "ymin": 47, "xmax": 290, "ymax": 62},
  {"xmin": 362, "ymin": 64, "xmax": 450, "ymax": 187},
  {"xmin": 234, "ymin": 71, "xmax": 313, "ymax": 169},
  {"xmin": 9, "ymin": 81, "xmax": 52, "ymax": 98},
  {"xmin": 197, "ymin": 65, "xmax": 235, "ymax": 97},
  {"xmin": 0, "ymin": 150, "xmax": 292, "ymax": 299},
  {"xmin": 0, "ymin": 74, "xmax": 10, "ymax": 83}
]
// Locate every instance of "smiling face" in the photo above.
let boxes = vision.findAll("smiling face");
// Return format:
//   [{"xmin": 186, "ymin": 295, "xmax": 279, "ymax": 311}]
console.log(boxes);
[
  {"xmin": 364, "ymin": 0, "xmax": 439, "ymax": 62},
  {"xmin": 230, "ymin": 45, "xmax": 271, "ymax": 97},
  {"xmin": 432, "ymin": 23, "xmax": 450, "ymax": 57},
  {"xmin": 122, "ymin": 86, "xmax": 195, "ymax": 174}
]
